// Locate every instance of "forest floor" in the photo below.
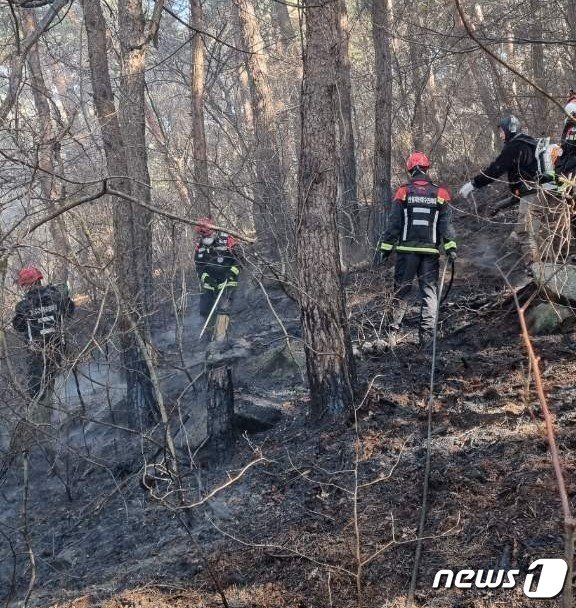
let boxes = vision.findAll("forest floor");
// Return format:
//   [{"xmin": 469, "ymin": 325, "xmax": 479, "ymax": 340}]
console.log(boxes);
[{"xmin": 1, "ymin": 196, "xmax": 575, "ymax": 608}]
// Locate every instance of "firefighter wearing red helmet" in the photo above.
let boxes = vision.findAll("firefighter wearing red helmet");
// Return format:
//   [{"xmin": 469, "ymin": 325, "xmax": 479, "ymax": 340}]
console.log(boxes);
[
  {"xmin": 374, "ymin": 152, "xmax": 457, "ymax": 347},
  {"xmin": 12, "ymin": 267, "xmax": 75, "ymax": 424},
  {"xmin": 194, "ymin": 218, "xmax": 241, "ymax": 325}
]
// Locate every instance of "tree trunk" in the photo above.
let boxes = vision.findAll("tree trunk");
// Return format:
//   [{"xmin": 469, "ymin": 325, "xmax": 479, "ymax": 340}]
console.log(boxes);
[
  {"xmin": 206, "ymin": 313, "xmax": 234, "ymax": 459},
  {"xmin": 232, "ymin": 0, "xmax": 291, "ymax": 257},
  {"xmin": 297, "ymin": 0, "xmax": 356, "ymax": 420},
  {"xmin": 336, "ymin": 0, "xmax": 359, "ymax": 224},
  {"xmin": 566, "ymin": 1, "xmax": 576, "ymax": 82},
  {"xmin": 82, "ymin": 0, "xmax": 156, "ymax": 425},
  {"xmin": 189, "ymin": 0, "xmax": 211, "ymax": 217},
  {"xmin": 529, "ymin": 0, "xmax": 547, "ymax": 135},
  {"xmin": 21, "ymin": 8, "xmax": 70, "ymax": 282},
  {"xmin": 371, "ymin": 0, "xmax": 393, "ymax": 236},
  {"xmin": 118, "ymin": 0, "xmax": 154, "ymax": 315}
]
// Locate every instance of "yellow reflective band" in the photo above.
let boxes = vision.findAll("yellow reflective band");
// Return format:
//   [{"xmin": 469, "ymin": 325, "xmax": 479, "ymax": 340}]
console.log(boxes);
[
  {"xmin": 379, "ymin": 242, "xmax": 394, "ymax": 251},
  {"xmin": 396, "ymin": 246, "xmax": 439, "ymax": 254},
  {"xmin": 437, "ymin": 197, "xmax": 445, "ymax": 204},
  {"xmin": 230, "ymin": 266, "xmax": 240, "ymax": 276},
  {"xmin": 444, "ymin": 241, "xmax": 457, "ymax": 251},
  {"xmin": 204, "ymin": 284, "xmax": 215, "ymax": 291},
  {"xmin": 219, "ymin": 281, "xmax": 237, "ymax": 289},
  {"xmin": 201, "ymin": 272, "xmax": 209, "ymax": 282}
]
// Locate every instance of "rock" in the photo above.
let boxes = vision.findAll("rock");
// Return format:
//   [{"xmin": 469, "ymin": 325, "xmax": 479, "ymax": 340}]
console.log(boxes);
[
  {"xmin": 526, "ymin": 302, "xmax": 575, "ymax": 335},
  {"xmin": 206, "ymin": 338, "xmax": 251, "ymax": 366},
  {"xmin": 233, "ymin": 399, "xmax": 282, "ymax": 433},
  {"xmin": 532, "ymin": 262, "xmax": 576, "ymax": 303},
  {"xmin": 249, "ymin": 342, "xmax": 305, "ymax": 378}
]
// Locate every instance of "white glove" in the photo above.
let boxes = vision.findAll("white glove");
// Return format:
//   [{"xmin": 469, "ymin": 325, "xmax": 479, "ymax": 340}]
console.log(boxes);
[{"xmin": 459, "ymin": 181, "xmax": 475, "ymax": 198}]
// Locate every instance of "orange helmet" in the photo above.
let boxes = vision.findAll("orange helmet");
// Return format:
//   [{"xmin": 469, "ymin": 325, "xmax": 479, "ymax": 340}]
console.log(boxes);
[
  {"xmin": 17, "ymin": 266, "xmax": 43, "ymax": 287},
  {"xmin": 195, "ymin": 218, "xmax": 215, "ymax": 237},
  {"xmin": 406, "ymin": 151, "xmax": 430, "ymax": 172}
]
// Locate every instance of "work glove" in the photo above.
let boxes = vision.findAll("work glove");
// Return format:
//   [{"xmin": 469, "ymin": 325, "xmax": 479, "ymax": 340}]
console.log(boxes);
[
  {"xmin": 372, "ymin": 249, "xmax": 390, "ymax": 268},
  {"xmin": 446, "ymin": 249, "xmax": 457, "ymax": 262},
  {"xmin": 459, "ymin": 181, "xmax": 475, "ymax": 198}
]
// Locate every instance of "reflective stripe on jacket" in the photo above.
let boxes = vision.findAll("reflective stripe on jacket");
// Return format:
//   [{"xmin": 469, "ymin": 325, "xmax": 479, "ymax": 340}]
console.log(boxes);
[{"xmin": 378, "ymin": 177, "xmax": 456, "ymax": 255}]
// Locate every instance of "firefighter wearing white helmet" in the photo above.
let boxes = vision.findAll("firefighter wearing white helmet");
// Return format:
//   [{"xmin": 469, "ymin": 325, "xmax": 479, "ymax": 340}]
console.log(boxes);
[
  {"xmin": 458, "ymin": 115, "xmax": 541, "ymax": 287},
  {"xmin": 556, "ymin": 90, "xmax": 576, "ymax": 180}
]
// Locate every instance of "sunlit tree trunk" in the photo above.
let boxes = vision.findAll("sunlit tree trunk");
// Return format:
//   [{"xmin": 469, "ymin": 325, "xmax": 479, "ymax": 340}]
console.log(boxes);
[
  {"xmin": 372, "ymin": 0, "xmax": 393, "ymax": 231},
  {"xmin": 232, "ymin": 0, "xmax": 291, "ymax": 257},
  {"xmin": 190, "ymin": 0, "xmax": 211, "ymax": 216},
  {"xmin": 336, "ymin": 0, "xmax": 359, "ymax": 223},
  {"xmin": 21, "ymin": 8, "xmax": 70, "ymax": 282}
]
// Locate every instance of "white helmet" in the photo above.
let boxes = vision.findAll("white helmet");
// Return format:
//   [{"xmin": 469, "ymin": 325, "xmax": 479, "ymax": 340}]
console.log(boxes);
[{"xmin": 565, "ymin": 101, "xmax": 576, "ymax": 121}]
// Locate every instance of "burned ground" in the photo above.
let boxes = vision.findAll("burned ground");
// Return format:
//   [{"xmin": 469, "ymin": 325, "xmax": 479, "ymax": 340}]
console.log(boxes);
[{"xmin": 1, "ymin": 198, "xmax": 575, "ymax": 608}]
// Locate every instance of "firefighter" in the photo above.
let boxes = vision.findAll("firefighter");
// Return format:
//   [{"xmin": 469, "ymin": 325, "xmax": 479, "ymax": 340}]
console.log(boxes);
[
  {"xmin": 459, "ymin": 115, "xmax": 541, "ymax": 285},
  {"xmin": 194, "ymin": 218, "xmax": 240, "ymax": 325},
  {"xmin": 555, "ymin": 90, "xmax": 576, "ymax": 182},
  {"xmin": 374, "ymin": 152, "xmax": 457, "ymax": 347},
  {"xmin": 12, "ymin": 266, "xmax": 75, "ymax": 425}
]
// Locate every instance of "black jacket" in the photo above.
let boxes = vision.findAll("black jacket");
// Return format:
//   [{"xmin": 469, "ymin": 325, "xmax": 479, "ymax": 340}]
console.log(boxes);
[
  {"xmin": 557, "ymin": 120, "xmax": 576, "ymax": 177},
  {"xmin": 194, "ymin": 232, "xmax": 240, "ymax": 289},
  {"xmin": 472, "ymin": 133, "xmax": 538, "ymax": 196},
  {"xmin": 379, "ymin": 176, "xmax": 457, "ymax": 255},
  {"xmin": 13, "ymin": 284, "xmax": 75, "ymax": 342}
]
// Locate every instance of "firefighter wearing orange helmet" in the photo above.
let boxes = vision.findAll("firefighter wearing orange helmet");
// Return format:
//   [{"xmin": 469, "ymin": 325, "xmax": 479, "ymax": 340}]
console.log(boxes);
[{"xmin": 374, "ymin": 152, "xmax": 457, "ymax": 347}]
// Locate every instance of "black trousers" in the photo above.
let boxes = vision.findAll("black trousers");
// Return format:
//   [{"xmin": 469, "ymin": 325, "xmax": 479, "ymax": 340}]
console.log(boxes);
[
  {"xmin": 199, "ymin": 286, "xmax": 235, "ymax": 319},
  {"xmin": 392, "ymin": 253, "xmax": 439, "ymax": 338}
]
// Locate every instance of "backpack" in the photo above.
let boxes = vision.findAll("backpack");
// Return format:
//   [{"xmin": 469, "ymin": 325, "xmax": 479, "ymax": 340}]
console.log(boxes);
[{"xmin": 535, "ymin": 137, "xmax": 562, "ymax": 190}]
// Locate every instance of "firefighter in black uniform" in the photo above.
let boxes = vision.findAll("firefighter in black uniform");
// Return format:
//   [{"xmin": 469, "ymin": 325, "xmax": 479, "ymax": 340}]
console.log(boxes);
[
  {"xmin": 194, "ymin": 218, "xmax": 240, "ymax": 324},
  {"xmin": 556, "ymin": 91, "xmax": 576, "ymax": 182},
  {"xmin": 12, "ymin": 266, "xmax": 75, "ymax": 423},
  {"xmin": 375, "ymin": 152, "xmax": 457, "ymax": 347}
]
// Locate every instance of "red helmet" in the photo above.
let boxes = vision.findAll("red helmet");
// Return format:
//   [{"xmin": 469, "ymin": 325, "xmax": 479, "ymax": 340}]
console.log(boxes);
[
  {"xmin": 17, "ymin": 266, "xmax": 43, "ymax": 287},
  {"xmin": 195, "ymin": 217, "xmax": 215, "ymax": 237},
  {"xmin": 406, "ymin": 151, "xmax": 430, "ymax": 172}
]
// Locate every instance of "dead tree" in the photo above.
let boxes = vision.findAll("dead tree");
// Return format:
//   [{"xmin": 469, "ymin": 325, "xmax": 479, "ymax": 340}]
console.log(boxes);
[{"xmin": 297, "ymin": 0, "xmax": 356, "ymax": 420}]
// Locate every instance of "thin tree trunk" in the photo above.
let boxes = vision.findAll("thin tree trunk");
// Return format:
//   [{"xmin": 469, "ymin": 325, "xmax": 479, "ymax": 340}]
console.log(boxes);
[
  {"xmin": 372, "ymin": 0, "xmax": 393, "ymax": 236},
  {"xmin": 21, "ymin": 8, "xmax": 70, "ymax": 282},
  {"xmin": 232, "ymin": 0, "xmax": 291, "ymax": 257},
  {"xmin": 190, "ymin": 0, "xmax": 211, "ymax": 216},
  {"xmin": 81, "ymin": 0, "xmax": 156, "ymax": 425},
  {"xmin": 297, "ymin": 0, "xmax": 356, "ymax": 419},
  {"xmin": 118, "ymin": 0, "xmax": 154, "ymax": 315},
  {"xmin": 206, "ymin": 313, "xmax": 234, "ymax": 460},
  {"xmin": 336, "ymin": 0, "xmax": 359, "ymax": 224},
  {"xmin": 566, "ymin": 1, "xmax": 576, "ymax": 82},
  {"xmin": 530, "ymin": 0, "xmax": 547, "ymax": 135}
]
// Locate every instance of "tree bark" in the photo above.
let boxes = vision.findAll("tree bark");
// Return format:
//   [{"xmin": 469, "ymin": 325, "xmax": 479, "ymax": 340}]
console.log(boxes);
[
  {"xmin": 232, "ymin": 0, "xmax": 291, "ymax": 257},
  {"xmin": 189, "ymin": 0, "xmax": 211, "ymax": 217},
  {"xmin": 206, "ymin": 313, "xmax": 234, "ymax": 460},
  {"xmin": 82, "ymin": 0, "xmax": 156, "ymax": 425},
  {"xmin": 336, "ymin": 0, "xmax": 359, "ymax": 224},
  {"xmin": 529, "ymin": 0, "xmax": 547, "ymax": 135},
  {"xmin": 297, "ymin": 0, "xmax": 356, "ymax": 419},
  {"xmin": 21, "ymin": 8, "xmax": 71, "ymax": 282},
  {"xmin": 371, "ymin": 0, "xmax": 393, "ymax": 234},
  {"xmin": 118, "ymin": 0, "xmax": 154, "ymax": 314}
]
